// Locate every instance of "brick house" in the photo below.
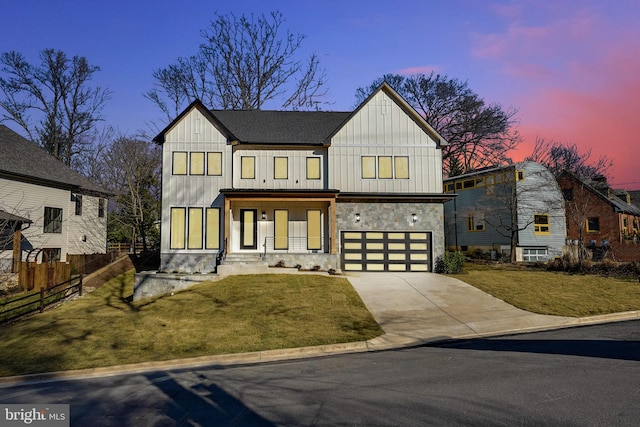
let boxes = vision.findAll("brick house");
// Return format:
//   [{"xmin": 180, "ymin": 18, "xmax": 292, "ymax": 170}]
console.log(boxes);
[{"xmin": 556, "ymin": 171, "xmax": 640, "ymax": 262}]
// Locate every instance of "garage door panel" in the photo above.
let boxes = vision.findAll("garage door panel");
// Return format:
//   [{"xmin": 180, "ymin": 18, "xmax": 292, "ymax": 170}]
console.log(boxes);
[{"xmin": 342, "ymin": 230, "xmax": 431, "ymax": 272}]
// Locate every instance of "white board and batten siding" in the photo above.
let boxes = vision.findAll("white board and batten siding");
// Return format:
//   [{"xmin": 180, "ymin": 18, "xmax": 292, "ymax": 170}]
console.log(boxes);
[
  {"xmin": 329, "ymin": 90, "xmax": 443, "ymax": 193},
  {"xmin": 161, "ymin": 108, "xmax": 232, "ymax": 253},
  {"xmin": 232, "ymin": 147, "xmax": 327, "ymax": 190}
]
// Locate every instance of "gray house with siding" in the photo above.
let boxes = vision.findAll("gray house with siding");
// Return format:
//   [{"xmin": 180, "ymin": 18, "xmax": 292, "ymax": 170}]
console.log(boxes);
[
  {"xmin": 443, "ymin": 161, "xmax": 567, "ymax": 262},
  {"xmin": 0, "ymin": 125, "xmax": 109, "ymax": 271},
  {"xmin": 154, "ymin": 83, "xmax": 452, "ymax": 274}
]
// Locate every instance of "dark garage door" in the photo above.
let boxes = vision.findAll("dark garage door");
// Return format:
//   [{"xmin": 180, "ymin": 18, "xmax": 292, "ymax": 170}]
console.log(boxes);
[{"xmin": 341, "ymin": 231, "xmax": 431, "ymax": 272}]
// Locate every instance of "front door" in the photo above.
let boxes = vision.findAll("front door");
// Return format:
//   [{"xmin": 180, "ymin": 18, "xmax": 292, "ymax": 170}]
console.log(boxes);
[{"xmin": 240, "ymin": 209, "xmax": 258, "ymax": 250}]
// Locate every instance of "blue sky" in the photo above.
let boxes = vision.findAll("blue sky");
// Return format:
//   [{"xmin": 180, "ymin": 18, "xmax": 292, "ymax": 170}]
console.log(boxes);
[{"xmin": 2, "ymin": 0, "xmax": 639, "ymax": 188}]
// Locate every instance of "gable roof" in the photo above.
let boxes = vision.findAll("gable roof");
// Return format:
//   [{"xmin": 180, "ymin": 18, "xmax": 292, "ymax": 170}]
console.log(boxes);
[
  {"xmin": 328, "ymin": 82, "xmax": 448, "ymax": 147},
  {"xmin": 153, "ymin": 82, "xmax": 448, "ymax": 147},
  {"xmin": 0, "ymin": 125, "xmax": 109, "ymax": 196},
  {"xmin": 558, "ymin": 171, "xmax": 640, "ymax": 216}
]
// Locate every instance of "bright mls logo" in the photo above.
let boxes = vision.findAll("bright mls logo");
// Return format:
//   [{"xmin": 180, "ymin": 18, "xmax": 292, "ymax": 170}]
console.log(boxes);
[{"xmin": 1, "ymin": 405, "xmax": 69, "ymax": 426}]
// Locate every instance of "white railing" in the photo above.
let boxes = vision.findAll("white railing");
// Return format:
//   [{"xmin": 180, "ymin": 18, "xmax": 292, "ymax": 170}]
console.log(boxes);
[{"xmin": 263, "ymin": 237, "xmax": 327, "ymax": 254}]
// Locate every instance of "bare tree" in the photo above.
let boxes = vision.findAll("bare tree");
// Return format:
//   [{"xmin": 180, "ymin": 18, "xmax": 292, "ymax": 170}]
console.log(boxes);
[
  {"xmin": 355, "ymin": 73, "xmax": 521, "ymax": 177},
  {"xmin": 146, "ymin": 11, "xmax": 327, "ymax": 121},
  {"xmin": 525, "ymin": 137, "xmax": 612, "ymax": 180},
  {"xmin": 95, "ymin": 136, "xmax": 161, "ymax": 252},
  {"xmin": 0, "ymin": 49, "xmax": 112, "ymax": 168}
]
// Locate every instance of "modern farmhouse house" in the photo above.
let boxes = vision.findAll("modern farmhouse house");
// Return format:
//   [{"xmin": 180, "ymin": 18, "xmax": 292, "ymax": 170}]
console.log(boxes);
[
  {"xmin": 0, "ymin": 125, "xmax": 109, "ymax": 272},
  {"xmin": 154, "ymin": 83, "xmax": 452, "ymax": 274},
  {"xmin": 443, "ymin": 162, "xmax": 567, "ymax": 262}
]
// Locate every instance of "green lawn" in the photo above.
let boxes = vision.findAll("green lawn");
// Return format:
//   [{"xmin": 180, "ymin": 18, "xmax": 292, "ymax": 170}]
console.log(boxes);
[
  {"xmin": 451, "ymin": 263, "xmax": 640, "ymax": 317},
  {"xmin": 0, "ymin": 271, "xmax": 383, "ymax": 377}
]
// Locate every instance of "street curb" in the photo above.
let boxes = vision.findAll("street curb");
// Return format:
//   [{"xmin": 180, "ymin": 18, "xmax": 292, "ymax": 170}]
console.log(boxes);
[{"xmin": 1, "ymin": 311, "xmax": 638, "ymax": 386}]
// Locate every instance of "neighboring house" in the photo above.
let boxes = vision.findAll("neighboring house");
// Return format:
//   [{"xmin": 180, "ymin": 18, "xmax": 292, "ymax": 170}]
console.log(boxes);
[
  {"xmin": 0, "ymin": 125, "xmax": 109, "ymax": 271},
  {"xmin": 556, "ymin": 171, "xmax": 640, "ymax": 262},
  {"xmin": 153, "ymin": 83, "xmax": 452, "ymax": 274},
  {"xmin": 443, "ymin": 162, "xmax": 567, "ymax": 262}
]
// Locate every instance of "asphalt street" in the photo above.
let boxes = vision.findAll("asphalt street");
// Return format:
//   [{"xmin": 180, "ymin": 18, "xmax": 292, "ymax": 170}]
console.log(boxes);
[{"xmin": 1, "ymin": 320, "xmax": 638, "ymax": 426}]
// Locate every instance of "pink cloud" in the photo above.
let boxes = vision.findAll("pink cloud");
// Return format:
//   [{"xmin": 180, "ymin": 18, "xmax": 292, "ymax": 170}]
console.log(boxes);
[{"xmin": 510, "ymin": 43, "xmax": 640, "ymax": 189}]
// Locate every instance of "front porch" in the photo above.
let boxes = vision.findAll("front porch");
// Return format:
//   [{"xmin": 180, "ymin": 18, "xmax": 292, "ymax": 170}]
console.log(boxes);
[{"xmin": 221, "ymin": 190, "xmax": 339, "ymax": 271}]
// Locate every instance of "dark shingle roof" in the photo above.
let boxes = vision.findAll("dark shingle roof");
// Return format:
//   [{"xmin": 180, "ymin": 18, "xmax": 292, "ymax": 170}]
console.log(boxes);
[
  {"xmin": 211, "ymin": 110, "xmax": 350, "ymax": 145},
  {"xmin": 0, "ymin": 209, "xmax": 31, "ymax": 223},
  {"xmin": 0, "ymin": 125, "xmax": 108, "ymax": 196}
]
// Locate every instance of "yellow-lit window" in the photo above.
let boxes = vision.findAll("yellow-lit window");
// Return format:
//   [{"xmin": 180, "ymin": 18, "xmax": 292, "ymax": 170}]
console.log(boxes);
[
  {"xmin": 170, "ymin": 207, "xmax": 186, "ymax": 249},
  {"xmin": 187, "ymin": 208, "xmax": 203, "ymax": 249},
  {"xmin": 395, "ymin": 156, "xmax": 409, "ymax": 179},
  {"xmin": 205, "ymin": 208, "xmax": 220, "ymax": 249},
  {"xmin": 534, "ymin": 214, "xmax": 550, "ymax": 235},
  {"xmin": 307, "ymin": 210, "xmax": 322, "ymax": 250},
  {"xmin": 378, "ymin": 156, "xmax": 393, "ymax": 179},
  {"xmin": 207, "ymin": 152, "xmax": 222, "ymax": 176},
  {"xmin": 241, "ymin": 156, "xmax": 255, "ymax": 179},
  {"xmin": 516, "ymin": 170, "xmax": 525, "ymax": 181},
  {"xmin": 190, "ymin": 152, "xmax": 205, "ymax": 175},
  {"xmin": 274, "ymin": 210, "xmax": 289, "ymax": 250},
  {"xmin": 306, "ymin": 157, "xmax": 321, "ymax": 180},
  {"xmin": 173, "ymin": 152, "xmax": 187, "ymax": 175},
  {"xmin": 274, "ymin": 157, "xmax": 288, "ymax": 179},
  {"xmin": 467, "ymin": 212, "xmax": 485, "ymax": 232},
  {"xmin": 362, "ymin": 156, "xmax": 376, "ymax": 179}
]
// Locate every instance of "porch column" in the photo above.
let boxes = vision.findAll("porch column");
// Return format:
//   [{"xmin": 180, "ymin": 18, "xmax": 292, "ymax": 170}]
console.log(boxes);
[
  {"xmin": 330, "ymin": 198, "xmax": 337, "ymax": 255},
  {"xmin": 12, "ymin": 228, "xmax": 21, "ymax": 273}
]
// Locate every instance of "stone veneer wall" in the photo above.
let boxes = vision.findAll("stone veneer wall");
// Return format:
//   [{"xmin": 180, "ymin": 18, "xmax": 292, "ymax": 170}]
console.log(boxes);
[
  {"xmin": 160, "ymin": 252, "xmax": 219, "ymax": 274},
  {"xmin": 263, "ymin": 253, "xmax": 339, "ymax": 272},
  {"xmin": 335, "ymin": 201, "xmax": 445, "ymax": 267}
]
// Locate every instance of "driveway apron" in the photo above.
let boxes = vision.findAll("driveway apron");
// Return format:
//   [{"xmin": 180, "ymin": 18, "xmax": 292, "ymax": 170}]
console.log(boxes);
[{"xmin": 344, "ymin": 272, "xmax": 575, "ymax": 349}]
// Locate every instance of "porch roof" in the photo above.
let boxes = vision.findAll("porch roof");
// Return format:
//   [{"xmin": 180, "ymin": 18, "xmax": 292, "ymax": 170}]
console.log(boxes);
[{"xmin": 220, "ymin": 189, "xmax": 339, "ymax": 200}]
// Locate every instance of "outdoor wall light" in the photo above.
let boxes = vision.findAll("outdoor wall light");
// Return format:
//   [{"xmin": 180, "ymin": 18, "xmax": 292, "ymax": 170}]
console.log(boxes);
[
  {"xmin": 355, "ymin": 213, "xmax": 361, "ymax": 223},
  {"xmin": 411, "ymin": 213, "xmax": 418, "ymax": 223},
  {"xmin": 261, "ymin": 211, "xmax": 266, "ymax": 220}
]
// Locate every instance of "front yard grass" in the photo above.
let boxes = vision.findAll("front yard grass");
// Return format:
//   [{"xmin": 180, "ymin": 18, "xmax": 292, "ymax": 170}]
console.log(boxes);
[
  {"xmin": 451, "ymin": 263, "xmax": 640, "ymax": 317},
  {"xmin": 0, "ymin": 272, "xmax": 383, "ymax": 377}
]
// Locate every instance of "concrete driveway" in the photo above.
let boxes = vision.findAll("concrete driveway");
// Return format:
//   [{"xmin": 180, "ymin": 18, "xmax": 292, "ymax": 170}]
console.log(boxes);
[{"xmin": 344, "ymin": 272, "xmax": 577, "ymax": 350}]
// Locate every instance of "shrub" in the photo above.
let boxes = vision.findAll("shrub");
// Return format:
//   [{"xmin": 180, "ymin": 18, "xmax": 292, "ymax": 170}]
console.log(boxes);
[{"xmin": 435, "ymin": 251, "xmax": 465, "ymax": 274}]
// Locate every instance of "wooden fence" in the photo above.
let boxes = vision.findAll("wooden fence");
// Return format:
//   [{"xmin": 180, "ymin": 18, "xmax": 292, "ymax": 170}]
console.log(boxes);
[
  {"xmin": 18, "ymin": 261, "xmax": 71, "ymax": 292},
  {"xmin": 107, "ymin": 242, "xmax": 145, "ymax": 255},
  {"xmin": 67, "ymin": 253, "xmax": 117, "ymax": 276},
  {"xmin": 1, "ymin": 275, "xmax": 82, "ymax": 324}
]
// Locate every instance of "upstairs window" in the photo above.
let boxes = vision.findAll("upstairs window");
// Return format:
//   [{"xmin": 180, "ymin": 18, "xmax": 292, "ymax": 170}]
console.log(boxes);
[
  {"xmin": 98, "ymin": 198, "xmax": 105, "ymax": 218},
  {"xmin": 172, "ymin": 152, "xmax": 187, "ymax": 175},
  {"xmin": 361, "ymin": 156, "xmax": 410, "ymax": 179},
  {"xmin": 274, "ymin": 157, "xmax": 288, "ymax": 179},
  {"xmin": 190, "ymin": 152, "xmax": 205, "ymax": 175},
  {"xmin": 72, "ymin": 193, "xmax": 82, "ymax": 216},
  {"xmin": 516, "ymin": 170, "xmax": 525, "ymax": 181},
  {"xmin": 207, "ymin": 152, "xmax": 222, "ymax": 176},
  {"xmin": 534, "ymin": 214, "xmax": 550, "ymax": 235},
  {"xmin": 44, "ymin": 207, "xmax": 63, "ymax": 233},
  {"xmin": 306, "ymin": 157, "xmax": 321, "ymax": 180},
  {"xmin": 361, "ymin": 156, "xmax": 376, "ymax": 179},
  {"xmin": 241, "ymin": 156, "xmax": 255, "ymax": 179}
]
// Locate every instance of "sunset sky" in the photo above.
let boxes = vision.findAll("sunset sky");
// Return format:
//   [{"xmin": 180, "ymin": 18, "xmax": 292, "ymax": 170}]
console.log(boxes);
[{"xmin": 2, "ymin": 0, "xmax": 639, "ymax": 189}]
